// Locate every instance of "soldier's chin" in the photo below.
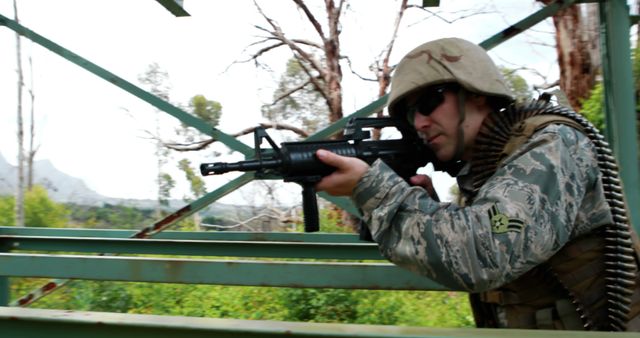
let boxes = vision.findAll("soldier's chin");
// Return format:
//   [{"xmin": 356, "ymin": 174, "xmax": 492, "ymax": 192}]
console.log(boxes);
[{"xmin": 433, "ymin": 148, "xmax": 454, "ymax": 163}]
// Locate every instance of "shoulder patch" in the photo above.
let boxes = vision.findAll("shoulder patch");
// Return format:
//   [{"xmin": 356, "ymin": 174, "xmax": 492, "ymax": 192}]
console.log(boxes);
[{"xmin": 488, "ymin": 204, "xmax": 525, "ymax": 234}]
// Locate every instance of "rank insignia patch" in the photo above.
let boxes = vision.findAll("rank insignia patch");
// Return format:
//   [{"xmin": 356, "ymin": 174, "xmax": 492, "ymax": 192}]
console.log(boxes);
[{"xmin": 488, "ymin": 204, "xmax": 525, "ymax": 234}]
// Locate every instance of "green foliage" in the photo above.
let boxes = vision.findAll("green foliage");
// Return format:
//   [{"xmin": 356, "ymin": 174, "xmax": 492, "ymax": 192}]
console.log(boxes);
[
  {"xmin": 0, "ymin": 195, "xmax": 14, "ymax": 226},
  {"xmin": 158, "ymin": 172, "xmax": 176, "ymax": 208},
  {"xmin": 499, "ymin": 67, "xmax": 532, "ymax": 102},
  {"xmin": 138, "ymin": 62, "xmax": 171, "ymax": 101},
  {"xmin": 282, "ymin": 288, "xmax": 358, "ymax": 323},
  {"xmin": 354, "ymin": 291, "xmax": 473, "ymax": 327},
  {"xmin": 73, "ymin": 281, "xmax": 134, "ymax": 312},
  {"xmin": 293, "ymin": 208, "xmax": 356, "ymax": 234},
  {"xmin": 172, "ymin": 216, "xmax": 199, "ymax": 232},
  {"xmin": 176, "ymin": 94, "xmax": 223, "ymax": 143},
  {"xmin": 11, "ymin": 278, "xmax": 472, "ymax": 328},
  {"xmin": 581, "ymin": 45, "xmax": 640, "ymax": 134},
  {"xmin": 580, "ymin": 82, "xmax": 606, "ymax": 132},
  {"xmin": 24, "ymin": 186, "xmax": 69, "ymax": 227},
  {"xmin": 189, "ymin": 94, "xmax": 222, "ymax": 128},
  {"xmin": 66, "ymin": 203, "xmax": 156, "ymax": 229},
  {"xmin": 634, "ymin": 46, "xmax": 640, "ymax": 92},
  {"xmin": 178, "ymin": 158, "xmax": 206, "ymax": 201},
  {"xmin": 0, "ymin": 185, "xmax": 69, "ymax": 227},
  {"xmin": 262, "ymin": 58, "xmax": 329, "ymax": 135}
]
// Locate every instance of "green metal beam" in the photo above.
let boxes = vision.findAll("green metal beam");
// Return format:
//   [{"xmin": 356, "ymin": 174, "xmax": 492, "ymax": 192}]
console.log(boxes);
[
  {"xmin": 156, "ymin": 0, "xmax": 190, "ymax": 17},
  {"xmin": 0, "ymin": 226, "xmax": 363, "ymax": 243},
  {"xmin": 0, "ymin": 241, "xmax": 7, "ymax": 306},
  {"xmin": 0, "ymin": 277, "xmax": 6, "ymax": 307},
  {"xmin": 306, "ymin": 96, "xmax": 387, "ymax": 141},
  {"xmin": 480, "ymin": 0, "xmax": 579, "ymax": 51},
  {"xmin": 0, "ymin": 14, "xmax": 252, "ymax": 157},
  {"xmin": 0, "ymin": 253, "xmax": 448, "ymax": 290},
  {"xmin": 0, "ymin": 236, "xmax": 383, "ymax": 260},
  {"xmin": 422, "ymin": 0, "xmax": 440, "ymax": 7},
  {"xmin": 4, "ymin": 307, "xmax": 632, "ymax": 338},
  {"xmin": 137, "ymin": 172, "xmax": 255, "ymax": 238},
  {"xmin": 599, "ymin": 0, "xmax": 640, "ymax": 233}
]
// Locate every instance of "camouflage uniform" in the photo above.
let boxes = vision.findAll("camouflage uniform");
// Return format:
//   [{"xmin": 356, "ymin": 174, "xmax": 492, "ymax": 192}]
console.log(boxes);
[
  {"xmin": 353, "ymin": 122, "xmax": 611, "ymax": 292},
  {"xmin": 357, "ymin": 37, "xmax": 640, "ymax": 330}
]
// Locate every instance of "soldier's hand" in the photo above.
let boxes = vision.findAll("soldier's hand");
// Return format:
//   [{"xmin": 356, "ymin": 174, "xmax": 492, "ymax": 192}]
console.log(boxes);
[
  {"xmin": 410, "ymin": 174, "xmax": 439, "ymax": 200},
  {"xmin": 315, "ymin": 149, "xmax": 369, "ymax": 196}
]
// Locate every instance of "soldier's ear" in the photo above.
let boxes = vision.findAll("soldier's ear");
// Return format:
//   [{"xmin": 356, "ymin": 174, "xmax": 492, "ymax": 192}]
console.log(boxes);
[{"xmin": 468, "ymin": 94, "xmax": 489, "ymax": 110}]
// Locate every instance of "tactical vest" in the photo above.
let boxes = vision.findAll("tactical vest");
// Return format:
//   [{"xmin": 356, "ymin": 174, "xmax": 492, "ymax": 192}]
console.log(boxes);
[{"xmin": 463, "ymin": 101, "xmax": 640, "ymax": 331}]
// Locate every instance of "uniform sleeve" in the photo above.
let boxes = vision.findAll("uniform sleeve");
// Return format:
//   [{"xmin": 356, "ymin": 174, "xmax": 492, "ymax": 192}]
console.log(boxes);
[{"xmin": 351, "ymin": 124, "xmax": 602, "ymax": 292}]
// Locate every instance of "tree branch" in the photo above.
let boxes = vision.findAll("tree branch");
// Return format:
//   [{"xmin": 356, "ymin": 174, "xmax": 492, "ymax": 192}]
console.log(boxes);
[
  {"xmin": 293, "ymin": 0, "xmax": 326, "ymax": 41},
  {"xmin": 380, "ymin": 0, "xmax": 407, "ymax": 68},
  {"xmin": 406, "ymin": 4, "xmax": 497, "ymax": 26},
  {"xmin": 160, "ymin": 122, "xmax": 310, "ymax": 152},
  {"xmin": 254, "ymin": 1, "xmax": 327, "ymax": 79},
  {"xmin": 343, "ymin": 56, "xmax": 377, "ymax": 82},
  {"xmin": 271, "ymin": 78, "xmax": 313, "ymax": 104},
  {"xmin": 533, "ymin": 79, "xmax": 560, "ymax": 91},
  {"xmin": 294, "ymin": 56, "xmax": 330, "ymax": 101}
]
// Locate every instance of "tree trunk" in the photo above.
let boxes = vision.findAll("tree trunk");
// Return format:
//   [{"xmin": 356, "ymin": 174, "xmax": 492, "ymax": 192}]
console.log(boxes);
[
  {"xmin": 373, "ymin": 0, "xmax": 408, "ymax": 140},
  {"xmin": 539, "ymin": 1, "xmax": 600, "ymax": 111},
  {"xmin": 27, "ymin": 55, "xmax": 37, "ymax": 191},
  {"xmin": 14, "ymin": 0, "xmax": 25, "ymax": 227},
  {"xmin": 324, "ymin": 0, "xmax": 343, "ymax": 124}
]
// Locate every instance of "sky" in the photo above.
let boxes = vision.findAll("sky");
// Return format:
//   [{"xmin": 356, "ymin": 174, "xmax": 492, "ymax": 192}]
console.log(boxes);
[{"xmin": 0, "ymin": 0, "xmax": 561, "ymax": 206}]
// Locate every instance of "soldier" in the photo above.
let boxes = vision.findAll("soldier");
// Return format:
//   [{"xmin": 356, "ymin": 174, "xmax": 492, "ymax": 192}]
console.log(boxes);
[{"xmin": 315, "ymin": 37, "xmax": 640, "ymax": 331}]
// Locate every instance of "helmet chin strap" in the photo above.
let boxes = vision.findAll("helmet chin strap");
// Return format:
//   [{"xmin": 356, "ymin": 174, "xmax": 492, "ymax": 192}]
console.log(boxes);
[{"xmin": 453, "ymin": 89, "xmax": 467, "ymax": 161}]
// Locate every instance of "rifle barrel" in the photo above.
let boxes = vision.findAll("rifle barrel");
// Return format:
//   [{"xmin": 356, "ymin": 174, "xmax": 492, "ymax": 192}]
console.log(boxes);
[{"xmin": 200, "ymin": 158, "xmax": 282, "ymax": 176}]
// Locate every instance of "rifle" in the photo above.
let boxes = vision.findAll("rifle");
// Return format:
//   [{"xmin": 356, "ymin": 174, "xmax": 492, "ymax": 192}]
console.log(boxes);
[{"xmin": 200, "ymin": 116, "xmax": 435, "ymax": 235}]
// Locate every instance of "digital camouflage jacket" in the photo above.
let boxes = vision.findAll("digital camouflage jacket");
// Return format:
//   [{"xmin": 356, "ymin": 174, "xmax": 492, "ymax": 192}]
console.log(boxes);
[{"xmin": 352, "ymin": 104, "xmax": 639, "ymax": 330}]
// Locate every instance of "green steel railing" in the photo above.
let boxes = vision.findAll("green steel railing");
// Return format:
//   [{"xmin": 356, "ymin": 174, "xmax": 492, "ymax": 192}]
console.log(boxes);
[
  {"xmin": 0, "ymin": 235, "xmax": 382, "ymax": 260},
  {"xmin": 0, "ymin": 226, "xmax": 639, "ymax": 338},
  {"xmin": 0, "ymin": 253, "xmax": 445, "ymax": 290},
  {"xmin": 3, "ymin": 307, "xmax": 639, "ymax": 338},
  {"xmin": 0, "ymin": 226, "xmax": 363, "ymax": 242},
  {"xmin": 0, "ymin": 226, "xmax": 447, "ymax": 293}
]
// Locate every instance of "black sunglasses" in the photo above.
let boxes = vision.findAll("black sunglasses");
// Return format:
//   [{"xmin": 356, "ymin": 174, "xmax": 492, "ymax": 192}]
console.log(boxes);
[{"xmin": 405, "ymin": 85, "xmax": 454, "ymax": 117}]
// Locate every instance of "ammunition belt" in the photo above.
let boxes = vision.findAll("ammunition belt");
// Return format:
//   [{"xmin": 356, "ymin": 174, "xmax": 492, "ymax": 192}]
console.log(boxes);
[{"xmin": 468, "ymin": 101, "xmax": 637, "ymax": 331}]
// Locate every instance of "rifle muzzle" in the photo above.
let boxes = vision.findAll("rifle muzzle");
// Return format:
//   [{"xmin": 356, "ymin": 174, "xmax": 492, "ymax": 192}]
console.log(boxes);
[{"xmin": 200, "ymin": 159, "xmax": 282, "ymax": 176}]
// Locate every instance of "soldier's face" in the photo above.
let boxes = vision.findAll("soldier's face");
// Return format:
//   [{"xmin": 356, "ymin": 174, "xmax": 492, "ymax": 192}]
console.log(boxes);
[{"xmin": 408, "ymin": 88, "xmax": 489, "ymax": 162}]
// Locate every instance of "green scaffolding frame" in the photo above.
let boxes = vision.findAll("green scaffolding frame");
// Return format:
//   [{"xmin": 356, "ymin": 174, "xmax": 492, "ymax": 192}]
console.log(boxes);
[
  {"xmin": 1, "ymin": 0, "xmax": 637, "ymax": 232},
  {"xmin": 0, "ymin": 1, "xmax": 639, "ymax": 336}
]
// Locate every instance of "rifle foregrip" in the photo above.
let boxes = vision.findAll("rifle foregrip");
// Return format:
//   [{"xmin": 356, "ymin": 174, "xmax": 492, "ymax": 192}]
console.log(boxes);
[{"xmin": 301, "ymin": 184, "xmax": 319, "ymax": 232}]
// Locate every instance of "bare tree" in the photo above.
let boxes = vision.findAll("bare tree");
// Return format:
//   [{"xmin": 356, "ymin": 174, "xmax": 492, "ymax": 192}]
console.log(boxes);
[
  {"xmin": 137, "ymin": 63, "xmax": 174, "ymax": 217},
  {"xmin": 369, "ymin": 0, "xmax": 408, "ymax": 139},
  {"xmin": 371, "ymin": 0, "xmax": 408, "ymax": 101},
  {"xmin": 248, "ymin": 1, "xmax": 493, "ymax": 139},
  {"xmin": 26, "ymin": 55, "xmax": 39, "ymax": 190},
  {"xmin": 249, "ymin": 0, "xmax": 346, "ymax": 126},
  {"xmin": 241, "ymin": 1, "xmax": 495, "ymax": 227},
  {"xmin": 13, "ymin": 0, "xmax": 25, "ymax": 227}
]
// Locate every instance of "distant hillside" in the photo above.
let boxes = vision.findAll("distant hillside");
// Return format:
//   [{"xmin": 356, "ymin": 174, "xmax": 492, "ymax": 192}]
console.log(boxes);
[
  {"xmin": 0, "ymin": 153, "xmax": 245, "ymax": 218},
  {"xmin": 0, "ymin": 152, "xmax": 104, "ymax": 204}
]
